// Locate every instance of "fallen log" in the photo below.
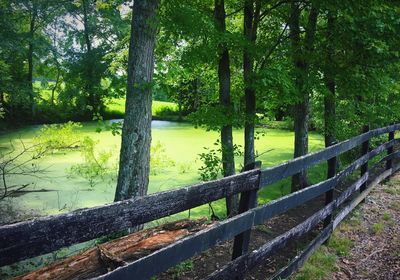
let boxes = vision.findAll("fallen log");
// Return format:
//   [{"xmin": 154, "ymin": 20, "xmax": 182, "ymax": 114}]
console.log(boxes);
[{"xmin": 14, "ymin": 218, "xmax": 208, "ymax": 280}]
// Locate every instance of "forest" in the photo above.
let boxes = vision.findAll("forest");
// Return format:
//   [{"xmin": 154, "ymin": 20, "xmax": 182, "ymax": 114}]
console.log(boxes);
[{"xmin": 0, "ymin": 0, "xmax": 400, "ymax": 279}]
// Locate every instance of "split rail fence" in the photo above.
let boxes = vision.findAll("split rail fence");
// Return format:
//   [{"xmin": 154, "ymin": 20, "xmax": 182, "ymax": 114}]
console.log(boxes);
[{"xmin": 1, "ymin": 123, "xmax": 400, "ymax": 279}]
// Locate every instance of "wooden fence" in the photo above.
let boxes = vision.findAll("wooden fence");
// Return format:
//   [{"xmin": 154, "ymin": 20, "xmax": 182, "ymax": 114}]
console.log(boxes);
[{"xmin": 1, "ymin": 123, "xmax": 400, "ymax": 279}]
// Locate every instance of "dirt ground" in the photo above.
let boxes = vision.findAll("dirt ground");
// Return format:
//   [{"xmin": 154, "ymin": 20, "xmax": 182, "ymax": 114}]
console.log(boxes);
[
  {"xmin": 328, "ymin": 173, "xmax": 400, "ymax": 280},
  {"xmin": 158, "ymin": 170, "xmax": 400, "ymax": 280}
]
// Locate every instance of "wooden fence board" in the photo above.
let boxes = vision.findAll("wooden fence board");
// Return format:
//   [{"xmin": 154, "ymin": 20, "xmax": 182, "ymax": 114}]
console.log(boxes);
[
  {"xmin": 270, "ymin": 163, "xmax": 400, "ymax": 280},
  {"xmin": 205, "ymin": 202, "xmax": 336, "ymax": 280},
  {"xmin": 1, "ymin": 123, "xmax": 399, "ymax": 276},
  {"xmin": 259, "ymin": 131, "xmax": 400, "ymax": 187},
  {"xmin": 0, "ymin": 170, "xmax": 259, "ymax": 266},
  {"xmin": 270, "ymin": 223, "xmax": 333, "ymax": 280},
  {"xmin": 2, "ymin": 138, "xmax": 397, "ymax": 268},
  {"xmin": 94, "ymin": 211, "xmax": 256, "ymax": 280}
]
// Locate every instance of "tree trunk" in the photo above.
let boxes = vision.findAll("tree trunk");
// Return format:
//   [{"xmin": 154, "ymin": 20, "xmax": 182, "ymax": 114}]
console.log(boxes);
[
  {"xmin": 115, "ymin": 0, "xmax": 160, "ymax": 204},
  {"xmin": 178, "ymin": 90, "xmax": 183, "ymax": 121},
  {"xmin": 28, "ymin": 3, "xmax": 36, "ymax": 118},
  {"xmin": 243, "ymin": 0, "xmax": 261, "ymax": 167},
  {"xmin": 82, "ymin": 0, "xmax": 99, "ymax": 115},
  {"xmin": 51, "ymin": 67, "xmax": 60, "ymax": 106},
  {"xmin": 324, "ymin": 13, "xmax": 336, "ymax": 148},
  {"xmin": 324, "ymin": 12, "xmax": 337, "ymax": 179},
  {"xmin": 290, "ymin": 2, "xmax": 319, "ymax": 192},
  {"xmin": 51, "ymin": 19, "xmax": 59, "ymax": 106},
  {"xmin": 214, "ymin": 0, "xmax": 238, "ymax": 217}
]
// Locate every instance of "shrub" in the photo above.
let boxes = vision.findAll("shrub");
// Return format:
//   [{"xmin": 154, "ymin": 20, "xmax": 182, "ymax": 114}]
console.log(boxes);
[
  {"xmin": 34, "ymin": 121, "xmax": 82, "ymax": 154},
  {"xmin": 68, "ymin": 137, "xmax": 116, "ymax": 188}
]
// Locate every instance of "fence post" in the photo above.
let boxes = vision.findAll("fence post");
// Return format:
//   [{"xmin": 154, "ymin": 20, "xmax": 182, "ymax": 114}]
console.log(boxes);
[
  {"xmin": 386, "ymin": 126, "xmax": 395, "ymax": 171},
  {"xmin": 360, "ymin": 125, "xmax": 370, "ymax": 200},
  {"xmin": 323, "ymin": 142, "xmax": 337, "ymax": 228},
  {"xmin": 231, "ymin": 161, "xmax": 261, "ymax": 263}
]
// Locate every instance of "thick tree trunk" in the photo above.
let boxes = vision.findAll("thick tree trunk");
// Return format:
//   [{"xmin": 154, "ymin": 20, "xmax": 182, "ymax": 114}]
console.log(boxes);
[
  {"xmin": 214, "ymin": 0, "xmax": 238, "ymax": 216},
  {"xmin": 290, "ymin": 2, "xmax": 319, "ymax": 192},
  {"xmin": 115, "ymin": 0, "xmax": 160, "ymax": 203}
]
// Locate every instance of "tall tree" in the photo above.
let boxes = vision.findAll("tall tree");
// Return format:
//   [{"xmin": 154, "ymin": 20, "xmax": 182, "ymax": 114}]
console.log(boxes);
[
  {"xmin": 115, "ymin": 0, "xmax": 160, "ymax": 202},
  {"xmin": 289, "ymin": 1, "xmax": 319, "ymax": 192},
  {"xmin": 323, "ymin": 12, "xmax": 336, "ymax": 150},
  {"xmin": 243, "ymin": 0, "xmax": 261, "ymax": 166},
  {"xmin": 27, "ymin": 0, "xmax": 37, "ymax": 117},
  {"xmin": 214, "ymin": 0, "xmax": 237, "ymax": 216},
  {"xmin": 60, "ymin": 0, "xmax": 127, "ymax": 119}
]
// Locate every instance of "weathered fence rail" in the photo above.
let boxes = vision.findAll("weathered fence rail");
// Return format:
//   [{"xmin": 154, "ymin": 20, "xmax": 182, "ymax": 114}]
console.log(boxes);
[{"xmin": 1, "ymin": 123, "xmax": 399, "ymax": 279}]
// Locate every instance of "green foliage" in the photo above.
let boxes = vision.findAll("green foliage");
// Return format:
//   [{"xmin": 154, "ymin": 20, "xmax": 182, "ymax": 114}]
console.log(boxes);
[
  {"xmin": 34, "ymin": 121, "xmax": 82, "ymax": 154},
  {"xmin": 198, "ymin": 139, "xmax": 242, "ymax": 181},
  {"xmin": 171, "ymin": 260, "xmax": 194, "ymax": 278},
  {"xmin": 198, "ymin": 147, "xmax": 221, "ymax": 181},
  {"xmin": 68, "ymin": 137, "xmax": 116, "ymax": 188}
]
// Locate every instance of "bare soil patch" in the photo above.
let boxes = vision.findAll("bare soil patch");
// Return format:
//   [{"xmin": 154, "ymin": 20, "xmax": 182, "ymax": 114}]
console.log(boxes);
[{"xmin": 328, "ymin": 173, "xmax": 400, "ymax": 280}]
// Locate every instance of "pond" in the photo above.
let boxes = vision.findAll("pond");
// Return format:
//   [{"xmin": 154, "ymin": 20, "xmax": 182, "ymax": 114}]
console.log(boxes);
[{"xmin": 0, "ymin": 120, "xmax": 325, "ymax": 220}]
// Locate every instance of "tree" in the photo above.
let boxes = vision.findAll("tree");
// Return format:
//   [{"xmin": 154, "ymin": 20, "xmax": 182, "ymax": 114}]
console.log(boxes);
[
  {"xmin": 115, "ymin": 0, "xmax": 160, "ymax": 202},
  {"xmin": 214, "ymin": 0, "xmax": 238, "ymax": 216},
  {"xmin": 59, "ymin": 0, "xmax": 127, "ymax": 119},
  {"xmin": 243, "ymin": 0, "xmax": 261, "ymax": 167},
  {"xmin": 288, "ymin": 0, "xmax": 319, "ymax": 192}
]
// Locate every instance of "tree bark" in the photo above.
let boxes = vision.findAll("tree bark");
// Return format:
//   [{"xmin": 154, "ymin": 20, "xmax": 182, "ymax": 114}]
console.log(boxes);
[
  {"xmin": 214, "ymin": 0, "xmax": 238, "ymax": 216},
  {"xmin": 290, "ymin": 1, "xmax": 319, "ymax": 192},
  {"xmin": 243, "ymin": 0, "xmax": 261, "ymax": 167},
  {"xmin": 115, "ymin": 0, "xmax": 160, "ymax": 204},
  {"xmin": 324, "ymin": 13, "xmax": 336, "ymax": 148},
  {"xmin": 28, "ymin": 2, "xmax": 37, "ymax": 118},
  {"xmin": 81, "ymin": 0, "xmax": 99, "ymax": 115}
]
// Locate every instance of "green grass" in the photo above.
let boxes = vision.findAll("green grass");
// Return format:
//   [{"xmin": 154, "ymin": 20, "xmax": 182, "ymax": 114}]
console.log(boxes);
[
  {"xmin": 295, "ymin": 246, "xmax": 338, "ymax": 280},
  {"xmin": 383, "ymin": 212, "xmax": 392, "ymax": 221},
  {"xmin": 105, "ymin": 98, "xmax": 179, "ymax": 120},
  {"xmin": 328, "ymin": 234, "xmax": 353, "ymax": 257},
  {"xmin": 295, "ymin": 232, "xmax": 353, "ymax": 279},
  {"xmin": 371, "ymin": 222, "xmax": 384, "ymax": 235}
]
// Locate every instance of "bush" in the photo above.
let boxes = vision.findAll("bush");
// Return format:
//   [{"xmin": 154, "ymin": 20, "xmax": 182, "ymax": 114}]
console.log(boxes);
[
  {"xmin": 34, "ymin": 121, "xmax": 82, "ymax": 154},
  {"xmin": 68, "ymin": 137, "xmax": 116, "ymax": 188}
]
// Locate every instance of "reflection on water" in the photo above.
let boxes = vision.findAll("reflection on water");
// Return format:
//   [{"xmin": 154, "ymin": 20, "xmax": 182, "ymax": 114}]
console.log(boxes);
[{"xmin": 108, "ymin": 119, "xmax": 189, "ymax": 129}]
